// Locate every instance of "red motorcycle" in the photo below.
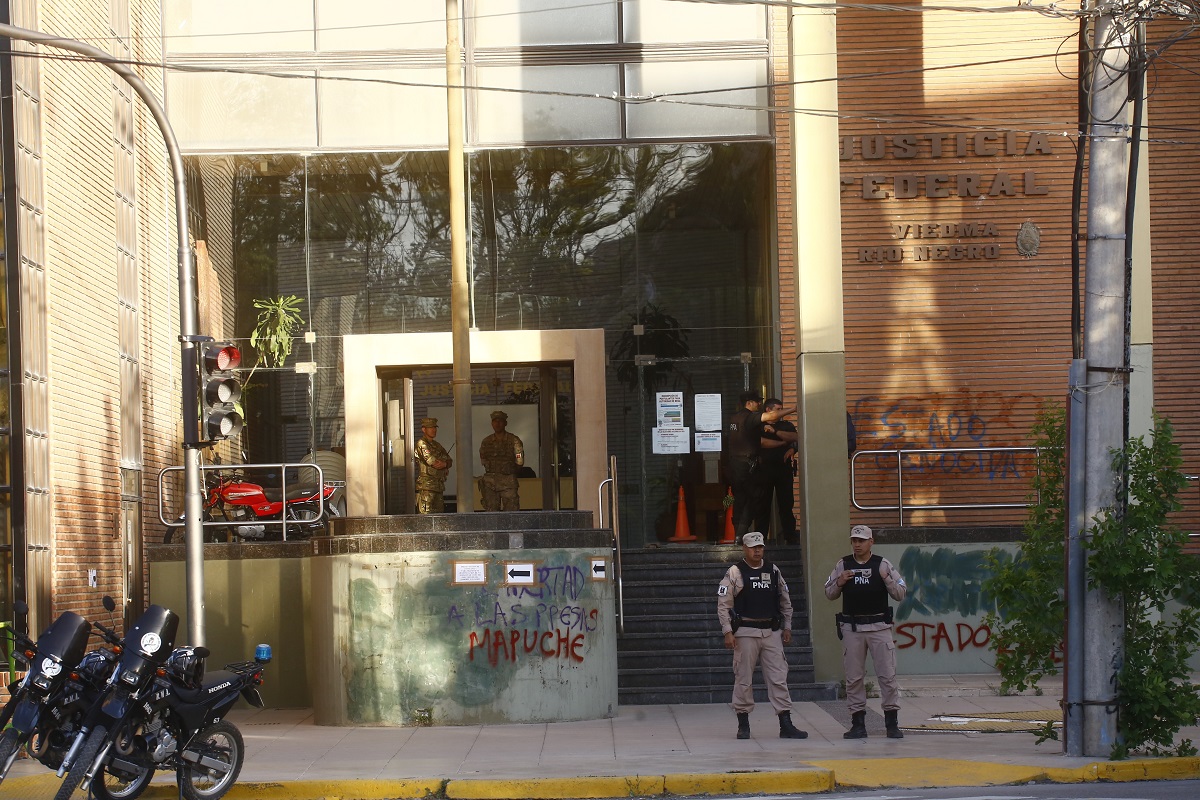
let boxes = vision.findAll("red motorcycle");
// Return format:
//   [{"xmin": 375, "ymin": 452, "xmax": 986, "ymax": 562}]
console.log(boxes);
[{"xmin": 165, "ymin": 463, "xmax": 341, "ymax": 543}]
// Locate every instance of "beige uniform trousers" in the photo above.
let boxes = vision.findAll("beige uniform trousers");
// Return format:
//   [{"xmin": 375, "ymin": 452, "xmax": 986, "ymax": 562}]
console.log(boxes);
[
  {"xmin": 840, "ymin": 624, "xmax": 901, "ymax": 713},
  {"xmin": 731, "ymin": 627, "xmax": 791, "ymax": 714}
]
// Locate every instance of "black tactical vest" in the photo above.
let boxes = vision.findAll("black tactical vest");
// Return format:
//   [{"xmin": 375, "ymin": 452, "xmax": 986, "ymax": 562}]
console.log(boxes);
[
  {"xmin": 733, "ymin": 560, "xmax": 779, "ymax": 618},
  {"xmin": 840, "ymin": 554, "xmax": 888, "ymax": 616}
]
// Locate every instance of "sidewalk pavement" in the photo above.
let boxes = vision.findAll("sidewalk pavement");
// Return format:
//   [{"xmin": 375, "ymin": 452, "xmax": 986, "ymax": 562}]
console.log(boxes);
[{"xmin": 5, "ymin": 675, "xmax": 1199, "ymax": 799}]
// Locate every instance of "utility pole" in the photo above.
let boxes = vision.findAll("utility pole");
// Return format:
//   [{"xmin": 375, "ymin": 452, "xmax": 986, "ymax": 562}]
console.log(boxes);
[
  {"xmin": 1079, "ymin": 5, "xmax": 1131, "ymax": 757},
  {"xmin": 446, "ymin": 0, "xmax": 473, "ymax": 512}
]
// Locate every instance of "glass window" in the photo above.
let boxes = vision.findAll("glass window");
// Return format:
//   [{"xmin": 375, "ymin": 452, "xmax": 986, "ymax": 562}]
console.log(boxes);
[
  {"xmin": 317, "ymin": 0, "xmax": 446, "ymax": 51},
  {"xmin": 167, "ymin": 72, "xmax": 318, "ymax": 150},
  {"xmin": 188, "ymin": 143, "xmax": 775, "ymax": 525},
  {"xmin": 475, "ymin": 65, "xmax": 620, "ymax": 143},
  {"xmin": 473, "ymin": 0, "xmax": 618, "ymax": 47},
  {"xmin": 623, "ymin": 0, "xmax": 766, "ymax": 43},
  {"xmin": 625, "ymin": 60, "xmax": 768, "ymax": 139},
  {"xmin": 164, "ymin": 0, "xmax": 315, "ymax": 53},
  {"xmin": 319, "ymin": 69, "xmax": 449, "ymax": 148}
]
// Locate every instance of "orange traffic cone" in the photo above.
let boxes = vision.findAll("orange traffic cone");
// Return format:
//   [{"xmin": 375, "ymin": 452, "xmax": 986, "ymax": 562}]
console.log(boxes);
[
  {"xmin": 668, "ymin": 486, "xmax": 696, "ymax": 542},
  {"xmin": 720, "ymin": 487, "xmax": 736, "ymax": 543}
]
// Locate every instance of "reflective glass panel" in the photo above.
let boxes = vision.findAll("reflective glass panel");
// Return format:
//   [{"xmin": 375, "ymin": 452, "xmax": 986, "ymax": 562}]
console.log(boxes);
[
  {"xmin": 623, "ymin": 0, "xmax": 766, "ymax": 43},
  {"xmin": 475, "ymin": 66, "xmax": 620, "ymax": 143},
  {"xmin": 317, "ymin": 0, "xmax": 446, "ymax": 50},
  {"xmin": 473, "ymin": 0, "xmax": 618, "ymax": 46},
  {"xmin": 167, "ymin": 72, "xmax": 318, "ymax": 150},
  {"xmin": 625, "ymin": 60, "xmax": 768, "ymax": 138},
  {"xmin": 320, "ymin": 69, "xmax": 449, "ymax": 148},
  {"xmin": 164, "ymin": 0, "xmax": 314, "ymax": 53}
]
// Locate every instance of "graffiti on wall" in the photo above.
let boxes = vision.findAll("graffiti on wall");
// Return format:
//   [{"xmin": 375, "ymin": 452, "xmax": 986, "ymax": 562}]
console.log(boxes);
[
  {"xmin": 344, "ymin": 553, "xmax": 608, "ymax": 723},
  {"xmin": 852, "ymin": 391, "xmax": 1038, "ymax": 448},
  {"xmin": 891, "ymin": 546, "xmax": 1001, "ymax": 661},
  {"xmin": 448, "ymin": 563, "xmax": 601, "ymax": 668}
]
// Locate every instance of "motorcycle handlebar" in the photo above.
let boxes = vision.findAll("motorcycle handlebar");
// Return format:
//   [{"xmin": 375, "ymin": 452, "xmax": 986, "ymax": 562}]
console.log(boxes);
[{"xmin": 94, "ymin": 622, "xmax": 122, "ymax": 646}]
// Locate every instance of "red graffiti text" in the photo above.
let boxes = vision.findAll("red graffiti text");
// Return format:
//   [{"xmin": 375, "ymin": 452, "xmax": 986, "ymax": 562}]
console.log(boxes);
[{"xmin": 468, "ymin": 626, "xmax": 585, "ymax": 667}]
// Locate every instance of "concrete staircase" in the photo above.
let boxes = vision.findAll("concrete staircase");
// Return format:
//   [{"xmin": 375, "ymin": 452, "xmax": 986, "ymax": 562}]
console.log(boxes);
[{"xmin": 616, "ymin": 544, "xmax": 839, "ymax": 705}]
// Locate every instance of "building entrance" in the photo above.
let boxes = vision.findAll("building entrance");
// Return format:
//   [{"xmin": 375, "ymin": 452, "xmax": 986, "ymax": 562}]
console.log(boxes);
[
  {"xmin": 343, "ymin": 330, "xmax": 607, "ymax": 522},
  {"xmin": 379, "ymin": 365, "xmax": 576, "ymax": 514}
]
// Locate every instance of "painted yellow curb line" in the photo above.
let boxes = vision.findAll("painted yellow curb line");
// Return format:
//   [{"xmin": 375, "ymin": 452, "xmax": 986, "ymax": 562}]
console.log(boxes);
[
  {"xmin": 445, "ymin": 775, "xmax": 664, "ymax": 799},
  {"xmin": 803, "ymin": 756, "xmax": 1200, "ymax": 789},
  {"xmin": 663, "ymin": 769, "xmax": 835, "ymax": 796},
  {"xmin": 3, "ymin": 756, "xmax": 1197, "ymax": 799}
]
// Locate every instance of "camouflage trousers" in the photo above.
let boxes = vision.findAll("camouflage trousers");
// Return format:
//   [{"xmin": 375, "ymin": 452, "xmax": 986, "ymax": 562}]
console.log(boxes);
[
  {"xmin": 479, "ymin": 474, "xmax": 519, "ymax": 511},
  {"xmin": 416, "ymin": 490, "xmax": 444, "ymax": 514}
]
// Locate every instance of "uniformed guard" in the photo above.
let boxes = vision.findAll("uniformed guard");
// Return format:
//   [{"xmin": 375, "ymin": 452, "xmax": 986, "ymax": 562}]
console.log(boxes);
[
  {"xmin": 414, "ymin": 417, "xmax": 452, "ymax": 513},
  {"xmin": 824, "ymin": 524, "xmax": 908, "ymax": 739},
  {"xmin": 478, "ymin": 410, "xmax": 524, "ymax": 511},
  {"xmin": 716, "ymin": 531, "xmax": 808, "ymax": 741}
]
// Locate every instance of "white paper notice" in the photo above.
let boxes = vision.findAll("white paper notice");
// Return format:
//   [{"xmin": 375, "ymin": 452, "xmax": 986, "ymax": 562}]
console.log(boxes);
[
  {"xmin": 694, "ymin": 393, "xmax": 723, "ymax": 432},
  {"xmin": 695, "ymin": 431, "xmax": 723, "ymax": 452},
  {"xmin": 656, "ymin": 391, "xmax": 684, "ymax": 428},
  {"xmin": 653, "ymin": 426, "xmax": 691, "ymax": 454}
]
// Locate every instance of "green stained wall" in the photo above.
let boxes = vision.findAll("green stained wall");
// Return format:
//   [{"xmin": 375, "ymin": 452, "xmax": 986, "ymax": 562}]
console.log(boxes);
[{"xmin": 312, "ymin": 547, "xmax": 616, "ymax": 726}]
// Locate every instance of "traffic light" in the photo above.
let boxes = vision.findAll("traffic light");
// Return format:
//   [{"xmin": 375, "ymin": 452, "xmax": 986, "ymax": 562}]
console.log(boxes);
[{"xmin": 200, "ymin": 341, "xmax": 243, "ymax": 442}]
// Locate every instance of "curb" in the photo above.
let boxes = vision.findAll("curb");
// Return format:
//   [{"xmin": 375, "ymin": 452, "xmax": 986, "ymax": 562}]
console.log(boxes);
[
  {"xmin": 2, "ymin": 757, "xmax": 1197, "ymax": 799},
  {"xmin": 803, "ymin": 756, "xmax": 1200, "ymax": 789}
]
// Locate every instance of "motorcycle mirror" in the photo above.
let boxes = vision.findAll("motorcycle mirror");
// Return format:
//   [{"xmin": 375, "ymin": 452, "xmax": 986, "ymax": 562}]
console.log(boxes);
[
  {"xmin": 195, "ymin": 646, "xmax": 211, "ymax": 659},
  {"xmin": 103, "ymin": 595, "xmax": 117, "ymax": 613}
]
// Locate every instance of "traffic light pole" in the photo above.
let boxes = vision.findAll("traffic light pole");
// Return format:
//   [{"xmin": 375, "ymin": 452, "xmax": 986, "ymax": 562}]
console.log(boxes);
[{"xmin": 0, "ymin": 24, "xmax": 207, "ymax": 645}]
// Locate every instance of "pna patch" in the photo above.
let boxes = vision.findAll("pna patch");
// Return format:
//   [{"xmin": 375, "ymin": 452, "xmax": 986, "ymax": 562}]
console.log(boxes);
[{"xmin": 717, "ymin": 585, "xmax": 728, "ymax": 596}]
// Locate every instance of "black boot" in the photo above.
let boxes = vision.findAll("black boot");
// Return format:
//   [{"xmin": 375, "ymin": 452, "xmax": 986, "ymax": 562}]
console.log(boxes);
[
  {"xmin": 843, "ymin": 710, "xmax": 868, "ymax": 739},
  {"xmin": 778, "ymin": 711, "xmax": 808, "ymax": 739},
  {"xmin": 885, "ymin": 709, "xmax": 904, "ymax": 739},
  {"xmin": 736, "ymin": 712, "xmax": 751, "ymax": 739}
]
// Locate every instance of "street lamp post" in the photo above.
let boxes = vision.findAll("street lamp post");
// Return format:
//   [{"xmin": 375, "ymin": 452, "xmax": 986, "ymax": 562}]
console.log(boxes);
[{"xmin": 0, "ymin": 24, "xmax": 207, "ymax": 644}]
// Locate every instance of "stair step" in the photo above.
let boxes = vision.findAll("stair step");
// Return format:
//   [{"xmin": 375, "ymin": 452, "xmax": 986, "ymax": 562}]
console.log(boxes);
[
  {"xmin": 618, "ymin": 682, "xmax": 838, "ymax": 706},
  {"xmin": 614, "ymin": 546, "xmax": 816, "ymax": 706}
]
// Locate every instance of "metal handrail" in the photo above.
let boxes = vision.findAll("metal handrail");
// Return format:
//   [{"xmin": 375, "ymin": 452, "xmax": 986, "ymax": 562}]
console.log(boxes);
[
  {"xmin": 158, "ymin": 462, "xmax": 325, "ymax": 541},
  {"xmin": 1187, "ymin": 475, "xmax": 1199, "ymax": 538},
  {"xmin": 851, "ymin": 446, "xmax": 1040, "ymax": 526},
  {"xmin": 598, "ymin": 455, "xmax": 624, "ymax": 636}
]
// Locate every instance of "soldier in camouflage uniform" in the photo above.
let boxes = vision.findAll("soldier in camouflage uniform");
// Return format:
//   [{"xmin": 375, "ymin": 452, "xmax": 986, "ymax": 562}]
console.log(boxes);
[
  {"xmin": 478, "ymin": 410, "xmax": 524, "ymax": 511},
  {"xmin": 414, "ymin": 417, "xmax": 452, "ymax": 513}
]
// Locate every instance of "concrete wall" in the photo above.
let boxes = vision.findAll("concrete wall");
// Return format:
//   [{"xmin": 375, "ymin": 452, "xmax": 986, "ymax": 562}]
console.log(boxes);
[
  {"xmin": 148, "ymin": 521, "xmax": 617, "ymax": 724},
  {"xmin": 311, "ymin": 543, "xmax": 616, "ymax": 726},
  {"xmin": 148, "ymin": 545, "xmax": 314, "ymax": 708}
]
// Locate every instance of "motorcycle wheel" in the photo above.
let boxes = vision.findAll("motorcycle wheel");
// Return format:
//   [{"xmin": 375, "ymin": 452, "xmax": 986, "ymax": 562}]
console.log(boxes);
[
  {"xmin": 180, "ymin": 720, "xmax": 244, "ymax": 800},
  {"xmin": 54, "ymin": 725, "xmax": 107, "ymax": 800},
  {"xmin": 0, "ymin": 727, "xmax": 23, "ymax": 781},
  {"xmin": 91, "ymin": 757, "xmax": 154, "ymax": 800},
  {"xmin": 283, "ymin": 502, "xmax": 324, "ymax": 539},
  {"xmin": 164, "ymin": 514, "xmax": 231, "ymax": 544}
]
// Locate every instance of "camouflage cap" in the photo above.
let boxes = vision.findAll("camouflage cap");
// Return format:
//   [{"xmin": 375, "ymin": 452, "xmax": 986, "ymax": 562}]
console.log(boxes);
[
  {"xmin": 490, "ymin": 410, "xmax": 508, "ymax": 421},
  {"xmin": 420, "ymin": 417, "xmax": 438, "ymax": 428}
]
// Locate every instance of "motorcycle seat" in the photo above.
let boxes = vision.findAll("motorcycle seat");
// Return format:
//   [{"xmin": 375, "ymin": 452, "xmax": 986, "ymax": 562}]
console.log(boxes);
[
  {"xmin": 261, "ymin": 486, "xmax": 316, "ymax": 503},
  {"xmin": 173, "ymin": 669, "xmax": 241, "ymax": 705}
]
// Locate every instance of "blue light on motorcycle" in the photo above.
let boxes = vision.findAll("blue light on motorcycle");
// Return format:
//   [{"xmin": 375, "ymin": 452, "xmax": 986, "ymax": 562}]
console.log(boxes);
[{"xmin": 254, "ymin": 643, "xmax": 272, "ymax": 663}]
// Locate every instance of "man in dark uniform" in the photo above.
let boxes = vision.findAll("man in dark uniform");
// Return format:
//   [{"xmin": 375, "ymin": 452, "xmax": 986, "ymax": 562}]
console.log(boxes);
[
  {"xmin": 725, "ymin": 391, "xmax": 795, "ymax": 539},
  {"xmin": 824, "ymin": 524, "xmax": 908, "ymax": 739},
  {"xmin": 760, "ymin": 398, "xmax": 798, "ymax": 545},
  {"xmin": 716, "ymin": 531, "xmax": 807, "ymax": 740}
]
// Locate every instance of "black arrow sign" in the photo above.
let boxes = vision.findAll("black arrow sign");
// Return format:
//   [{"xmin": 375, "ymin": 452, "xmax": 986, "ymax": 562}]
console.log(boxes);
[
  {"xmin": 508, "ymin": 568, "xmax": 531, "ymax": 579},
  {"xmin": 592, "ymin": 563, "xmax": 606, "ymax": 575}
]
